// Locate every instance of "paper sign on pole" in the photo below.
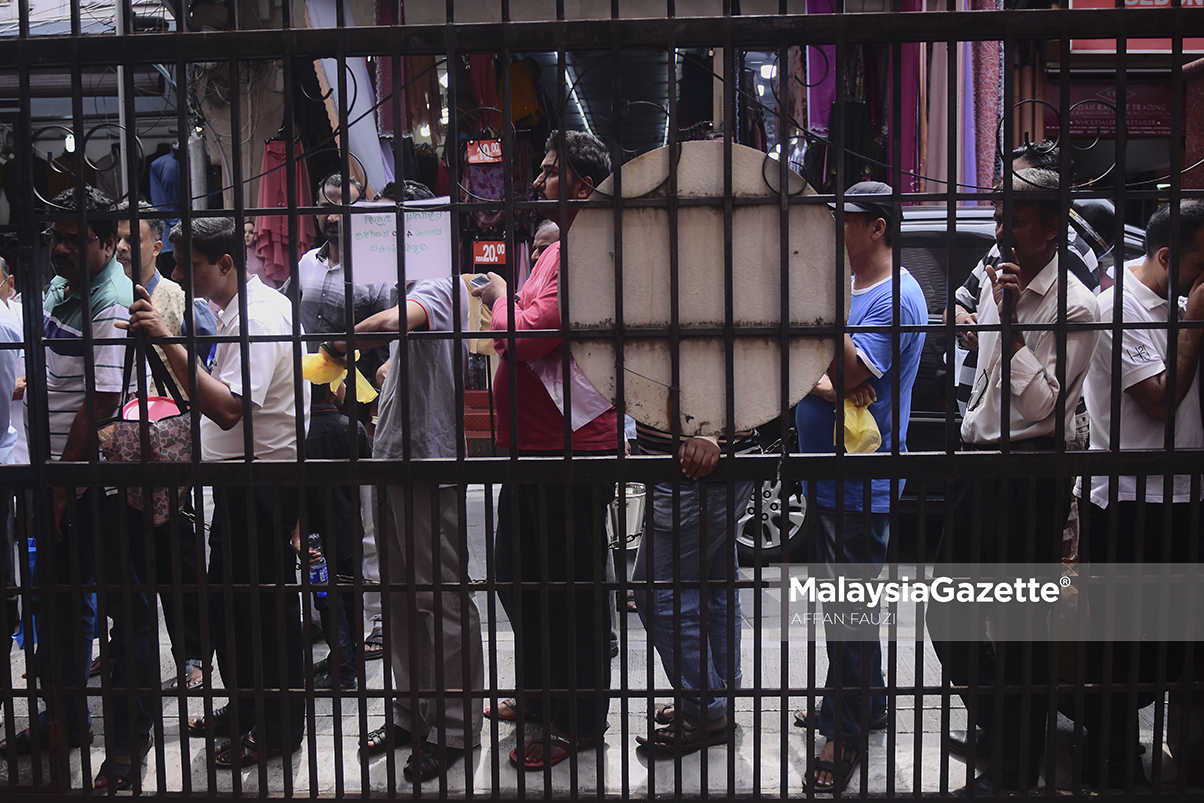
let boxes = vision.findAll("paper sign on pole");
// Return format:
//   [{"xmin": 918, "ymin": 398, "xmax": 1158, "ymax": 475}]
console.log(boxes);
[{"xmin": 348, "ymin": 197, "xmax": 452, "ymax": 284}]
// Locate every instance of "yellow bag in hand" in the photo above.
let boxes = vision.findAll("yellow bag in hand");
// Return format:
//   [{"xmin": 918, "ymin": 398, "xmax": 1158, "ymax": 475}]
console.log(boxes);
[
  {"xmin": 301, "ymin": 350, "xmax": 379, "ymax": 403},
  {"xmin": 836, "ymin": 399, "xmax": 881, "ymax": 453}
]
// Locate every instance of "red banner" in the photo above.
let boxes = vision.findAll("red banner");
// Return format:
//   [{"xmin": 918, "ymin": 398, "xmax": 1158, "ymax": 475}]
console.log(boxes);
[{"xmin": 1070, "ymin": 0, "xmax": 1204, "ymax": 53}]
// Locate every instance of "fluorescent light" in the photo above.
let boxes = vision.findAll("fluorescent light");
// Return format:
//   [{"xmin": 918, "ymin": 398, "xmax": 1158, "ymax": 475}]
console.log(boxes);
[
  {"xmin": 64, "ymin": 133, "xmax": 75, "ymax": 153},
  {"xmin": 439, "ymin": 72, "xmax": 449, "ymax": 88},
  {"xmin": 440, "ymin": 108, "xmax": 449, "ymax": 125},
  {"xmin": 419, "ymin": 124, "xmax": 431, "ymax": 137},
  {"xmin": 760, "ymin": 64, "xmax": 775, "ymax": 81},
  {"xmin": 564, "ymin": 59, "xmax": 595, "ymax": 139},
  {"xmin": 756, "ymin": 83, "xmax": 765, "ymax": 96}
]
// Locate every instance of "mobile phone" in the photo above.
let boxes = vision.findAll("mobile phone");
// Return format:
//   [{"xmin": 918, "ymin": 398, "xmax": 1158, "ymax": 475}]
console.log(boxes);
[{"xmin": 470, "ymin": 275, "xmax": 491, "ymax": 288}]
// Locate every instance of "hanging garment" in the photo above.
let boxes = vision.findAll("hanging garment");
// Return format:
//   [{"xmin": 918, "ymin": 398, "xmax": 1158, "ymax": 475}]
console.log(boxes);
[
  {"xmin": 374, "ymin": 0, "xmax": 407, "ymax": 137},
  {"xmin": 254, "ymin": 139, "xmax": 314, "ymax": 285},
  {"xmin": 469, "ymin": 53, "xmax": 501, "ymax": 131}
]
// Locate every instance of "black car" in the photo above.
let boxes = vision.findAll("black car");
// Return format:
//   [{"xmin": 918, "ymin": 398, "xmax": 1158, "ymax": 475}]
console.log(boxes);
[{"xmin": 735, "ymin": 205, "xmax": 1145, "ymax": 566}]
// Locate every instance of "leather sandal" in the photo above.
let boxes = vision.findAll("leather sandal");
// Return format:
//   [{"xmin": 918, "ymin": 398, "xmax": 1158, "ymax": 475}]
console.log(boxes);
[
  {"xmin": 93, "ymin": 736, "xmax": 153, "ymax": 792},
  {"xmin": 404, "ymin": 741, "xmax": 464, "ymax": 782},
  {"xmin": 361, "ymin": 723, "xmax": 412, "ymax": 755},
  {"xmin": 213, "ymin": 732, "xmax": 288, "ymax": 770},
  {"xmin": 636, "ymin": 713, "xmax": 730, "ymax": 755},
  {"xmin": 187, "ymin": 703, "xmax": 239, "ymax": 738}
]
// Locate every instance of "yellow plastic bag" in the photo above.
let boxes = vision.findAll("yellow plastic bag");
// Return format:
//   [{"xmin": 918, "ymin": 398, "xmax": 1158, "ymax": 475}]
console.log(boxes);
[
  {"xmin": 835, "ymin": 399, "xmax": 881, "ymax": 453},
  {"xmin": 301, "ymin": 350, "xmax": 379, "ymax": 404}
]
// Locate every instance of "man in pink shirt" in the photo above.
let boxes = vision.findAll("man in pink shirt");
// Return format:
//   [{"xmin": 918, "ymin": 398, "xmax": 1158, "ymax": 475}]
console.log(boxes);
[{"xmin": 473, "ymin": 130, "xmax": 618, "ymax": 770}]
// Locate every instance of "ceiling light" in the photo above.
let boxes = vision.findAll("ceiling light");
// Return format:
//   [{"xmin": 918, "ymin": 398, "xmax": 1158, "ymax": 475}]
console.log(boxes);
[
  {"xmin": 756, "ymin": 83, "xmax": 765, "ymax": 97},
  {"xmin": 439, "ymin": 72, "xmax": 449, "ymax": 88},
  {"xmin": 760, "ymin": 64, "xmax": 775, "ymax": 81},
  {"xmin": 419, "ymin": 124, "xmax": 431, "ymax": 137},
  {"xmin": 64, "ymin": 133, "xmax": 75, "ymax": 153}
]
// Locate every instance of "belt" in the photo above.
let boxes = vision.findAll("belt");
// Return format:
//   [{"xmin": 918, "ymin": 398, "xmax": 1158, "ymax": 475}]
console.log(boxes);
[{"xmin": 962, "ymin": 436, "xmax": 1059, "ymax": 452}]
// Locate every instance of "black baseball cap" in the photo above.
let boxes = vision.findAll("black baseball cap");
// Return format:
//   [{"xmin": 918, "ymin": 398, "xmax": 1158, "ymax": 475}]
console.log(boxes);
[{"xmin": 828, "ymin": 181, "xmax": 894, "ymax": 228}]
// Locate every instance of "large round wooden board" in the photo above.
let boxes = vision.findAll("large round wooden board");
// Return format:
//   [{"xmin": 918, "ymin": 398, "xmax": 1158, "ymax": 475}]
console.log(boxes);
[{"xmin": 564, "ymin": 140, "xmax": 848, "ymax": 436}]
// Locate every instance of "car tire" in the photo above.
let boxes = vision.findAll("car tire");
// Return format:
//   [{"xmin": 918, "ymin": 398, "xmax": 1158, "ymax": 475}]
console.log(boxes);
[{"xmin": 736, "ymin": 480, "xmax": 806, "ymax": 567}]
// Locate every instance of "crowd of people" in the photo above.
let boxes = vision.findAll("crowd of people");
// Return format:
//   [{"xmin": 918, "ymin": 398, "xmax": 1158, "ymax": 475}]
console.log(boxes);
[{"xmin": 0, "ymin": 128, "xmax": 1199, "ymax": 796}]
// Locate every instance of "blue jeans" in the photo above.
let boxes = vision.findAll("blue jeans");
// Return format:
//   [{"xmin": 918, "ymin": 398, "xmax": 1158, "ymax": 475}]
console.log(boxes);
[
  {"xmin": 814, "ymin": 507, "xmax": 888, "ymax": 747},
  {"xmin": 633, "ymin": 479, "xmax": 753, "ymax": 721}
]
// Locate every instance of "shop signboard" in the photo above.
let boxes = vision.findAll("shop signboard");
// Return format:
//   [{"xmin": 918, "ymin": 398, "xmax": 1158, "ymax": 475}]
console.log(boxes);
[
  {"xmin": 1043, "ymin": 81, "xmax": 1174, "ymax": 137},
  {"xmin": 1070, "ymin": 0, "xmax": 1204, "ymax": 53}
]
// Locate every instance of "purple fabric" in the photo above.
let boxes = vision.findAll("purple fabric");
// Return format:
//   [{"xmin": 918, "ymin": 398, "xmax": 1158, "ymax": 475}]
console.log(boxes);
[{"xmin": 806, "ymin": 0, "xmax": 837, "ymax": 135}]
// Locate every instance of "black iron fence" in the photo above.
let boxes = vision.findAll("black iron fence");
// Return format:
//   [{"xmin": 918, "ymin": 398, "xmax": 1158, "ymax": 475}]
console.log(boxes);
[{"xmin": 0, "ymin": 0, "xmax": 1201, "ymax": 798}]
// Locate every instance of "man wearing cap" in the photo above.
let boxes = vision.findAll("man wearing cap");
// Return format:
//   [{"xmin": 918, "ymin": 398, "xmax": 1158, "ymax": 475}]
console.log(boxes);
[{"xmin": 794, "ymin": 181, "xmax": 928, "ymax": 793}]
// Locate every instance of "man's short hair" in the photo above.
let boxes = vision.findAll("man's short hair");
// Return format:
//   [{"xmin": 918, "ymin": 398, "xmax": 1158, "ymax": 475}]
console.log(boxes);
[
  {"xmin": 169, "ymin": 217, "xmax": 241, "ymax": 268},
  {"xmin": 375, "ymin": 180, "xmax": 436, "ymax": 202},
  {"xmin": 544, "ymin": 130, "xmax": 611, "ymax": 190},
  {"xmin": 117, "ymin": 199, "xmax": 164, "ymax": 242},
  {"xmin": 49, "ymin": 186, "xmax": 117, "ymax": 242},
  {"xmin": 1144, "ymin": 200, "xmax": 1204, "ymax": 259},
  {"xmin": 1002, "ymin": 168, "xmax": 1060, "ymax": 226},
  {"xmin": 1011, "ymin": 141, "xmax": 1074, "ymax": 180},
  {"xmin": 317, "ymin": 172, "xmax": 365, "ymax": 203}
]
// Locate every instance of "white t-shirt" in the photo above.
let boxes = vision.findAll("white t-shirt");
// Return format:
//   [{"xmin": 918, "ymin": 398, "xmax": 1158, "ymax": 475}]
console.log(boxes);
[
  {"xmin": 1084, "ymin": 267, "xmax": 1203, "ymax": 507},
  {"xmin": 202, "ymin": 274, "xmax": 309, "ymax": 461}
]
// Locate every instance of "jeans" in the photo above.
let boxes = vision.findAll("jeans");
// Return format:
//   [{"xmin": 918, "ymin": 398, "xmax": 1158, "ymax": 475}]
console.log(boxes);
[
  {"xmin": 633, "ymin": 479, "xmax": 753, "ymax": 721},
  {"xmin": 812, "ymin": 507, "xmax": 889, "ymax": 747}
]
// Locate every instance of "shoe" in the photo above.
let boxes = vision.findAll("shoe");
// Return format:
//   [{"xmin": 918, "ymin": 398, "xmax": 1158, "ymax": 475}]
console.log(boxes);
[
  {"xmin": 93, "ymin": 736, "xmax": 153, "ymax": 792},
  {"xmin": 1, "ymin": 726, "xmax": 94, "ymax": 755},
  {"xmin": 404, "ymin": 741, "xmax": 464, "ymax": 782},
  {"xmin": 652, "ymin": 703, "xmax": 674, "ymax": 725},
  {"xmin": 509, "ymin": 731, "xmax": 596, "ymax": 771},
  {"xmin": 363, "ymin": 621, "xmax": 384, "ymax": 660},
  {"xmin": 314, "ymin": 670, "xmax": 356, "ymax": 691},
  {"xmin": 187, "ymin": 703, "xmax": 241, "ymax": 739},
  {"xmin": 806, "ymin": 742, "xmax": 861, "ymax": 793},
  {"xmin": 90, "ymin": 654, "xmax": 111, "ymax": 678},
  {"xmin": 610, "ymin": 640, "xmax": 619, "ymax": 659},
  {"xmin": 361, "ymin": 723, "xmax": 412, "ymax": 755},
  {"xmin": 794, "ymin": 707, "xmax": 888, "ymax": 731},
  {"xmin": 947, "ymin": 729, "xmax": 991, "ymax": 761},
  {"xmin": 635, "ymin": 713, "xmax": 730, "ymax": 755},
  {"xmin": 213, "ymin": 732, "xmax": 292, "ymax": 770}
]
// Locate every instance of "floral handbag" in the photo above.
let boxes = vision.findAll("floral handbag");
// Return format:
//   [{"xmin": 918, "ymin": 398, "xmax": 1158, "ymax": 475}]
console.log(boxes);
[{"xmin": 97, "ymin": 332, "xmax": 192, "ymax": 525}]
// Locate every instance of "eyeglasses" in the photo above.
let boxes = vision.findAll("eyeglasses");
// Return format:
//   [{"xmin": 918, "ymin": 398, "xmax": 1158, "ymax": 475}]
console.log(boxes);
[{"xmin": 42, "ymin": 228, "xmax": 98, "ymax": 250}]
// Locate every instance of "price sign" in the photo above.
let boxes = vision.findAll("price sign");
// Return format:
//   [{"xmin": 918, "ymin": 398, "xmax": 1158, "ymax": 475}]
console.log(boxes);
[
  {"xmin": 467, "ymin": 139, "xmax": 503, "ymax": 163},
  {"xmin": 474, "ymin": 240, "xmax": 507, "ymax": 266}
]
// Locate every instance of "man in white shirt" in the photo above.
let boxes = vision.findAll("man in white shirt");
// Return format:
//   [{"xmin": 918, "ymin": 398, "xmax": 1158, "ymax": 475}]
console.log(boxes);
[
  {"xmin": 125, "ymin": 216, "xmax": 310, "ymax": 769},
  {"xmin": 927, "ymin": 168, "xmax": 1100, "ymax": 795},
  {"xmin": 1078, "ymin": 200, "xmax": 1204, "ymax": 789}
]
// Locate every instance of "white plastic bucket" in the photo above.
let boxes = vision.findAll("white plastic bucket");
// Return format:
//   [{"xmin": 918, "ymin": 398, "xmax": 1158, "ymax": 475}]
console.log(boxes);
[{"xmin": 606, "ymin": 482, "xmax": 646, "ymax": 551}]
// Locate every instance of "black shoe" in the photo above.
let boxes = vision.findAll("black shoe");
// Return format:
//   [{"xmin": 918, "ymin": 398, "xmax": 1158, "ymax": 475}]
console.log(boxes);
[
  {"xmin": 954, "ymin": 774, "xmax": 1034, "ymax": 796},
  {"xmin": 361, "ymin": 723, "xmax": 412, "ymax": 756},
  {"xmin": 314, "ymin": 670, "xmax": 356, "ymax": 691},
  {"xmin": 947, "ymin": 729, "xmax": 991, "ymax": 761}
]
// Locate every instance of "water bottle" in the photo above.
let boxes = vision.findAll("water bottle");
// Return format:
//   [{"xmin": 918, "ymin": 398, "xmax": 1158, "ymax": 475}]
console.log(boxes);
[{"xmin": 308, "ymin": 534, "xmax": 328, "ymax": 599}]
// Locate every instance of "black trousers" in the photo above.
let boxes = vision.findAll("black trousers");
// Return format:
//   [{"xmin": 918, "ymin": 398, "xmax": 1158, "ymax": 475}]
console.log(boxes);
[
  {"xmin": 207, "ymin": 486, "xmax": 304, "ymax": 750},
  {"xmin": 149, "ymin": 502, "xmax": 206, "ymax": 666},
  {"xmin": 494, "ymin": 453, "xmax": 614, "ymax": 737},
  {"xmin": 1081, "ymin": 500, "xmax": 1192, "ymax": 767},
  {"xmin": 927, "ymin": 470, "xmax": 1068, "ymax": 790}
]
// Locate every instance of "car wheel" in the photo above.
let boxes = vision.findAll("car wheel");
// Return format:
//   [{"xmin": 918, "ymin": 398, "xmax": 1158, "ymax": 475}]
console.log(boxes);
[{"xmin": 736, "ymin": 480, "xmax": 806, "ymax": 566}]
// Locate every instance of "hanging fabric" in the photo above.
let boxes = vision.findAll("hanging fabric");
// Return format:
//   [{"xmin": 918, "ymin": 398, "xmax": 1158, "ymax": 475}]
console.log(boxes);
[
  {"xmin": 469, "ymin": 53, "xmax": 501, "ymax": 132},
  {"xmin": 406, "ymin": 55, "xmax": 442, "ymax": 146},
  {"xmin": 254, "ymin": 139, "xmax": 314, "ymax": 285},
  {"xmin": 806, "ymin": 0, "xmax": 837, "ymax": 136},
  {"xmin": 374, "ymin": 0, "xmax": 407, "ymax": 137}
]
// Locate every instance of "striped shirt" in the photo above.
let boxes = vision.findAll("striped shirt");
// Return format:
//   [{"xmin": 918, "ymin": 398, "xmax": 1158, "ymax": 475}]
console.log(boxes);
[{"xmin": 33, "ymin": 256, "xmax": 138, "ymax": 461}]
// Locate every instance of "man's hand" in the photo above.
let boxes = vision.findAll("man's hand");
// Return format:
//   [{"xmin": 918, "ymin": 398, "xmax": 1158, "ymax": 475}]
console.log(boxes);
[
  {"xmin": 811, "ymin": 374, "xmax": 837, "ymax": 403},
  {"xmin": 955, "ymin": 310, "xmax": 979, "ymax": 351},
  {"xmin": 845, "ymin": 381, "xmax": 877, "ymax": 409},
  {"xmin": 118, "ymin": 285, "xmax": 173, "ymax": 340},
  {"xmin": 11, "ymin": 375, "xmax": 24, "ymax": 402},
  {"xmin": 986, "ymin": 252, "xmax": 1026, "ymax": 355},
  {"xmin": 470, "ymin": 272, "xmax": 508, "ymax": 310},
  {"xmin": 678, "ymin": 436, "xmax": 720, "ymax": 480}
]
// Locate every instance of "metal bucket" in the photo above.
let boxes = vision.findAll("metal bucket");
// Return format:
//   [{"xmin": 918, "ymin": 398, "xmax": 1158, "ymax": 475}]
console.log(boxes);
[{"xmin": 606, "ymin": 483, "xmax": 646, "ymax": 551}]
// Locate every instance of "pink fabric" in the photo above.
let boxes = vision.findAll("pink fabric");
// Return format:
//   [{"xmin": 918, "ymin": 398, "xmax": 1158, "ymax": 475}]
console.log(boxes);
[
  {"xmin": 254, "ymin": 140, "xmax": 313, "ymax": 285},
  {"xmin": 489, "ymin": 241, "xmax": 617, "ymax": 451}
]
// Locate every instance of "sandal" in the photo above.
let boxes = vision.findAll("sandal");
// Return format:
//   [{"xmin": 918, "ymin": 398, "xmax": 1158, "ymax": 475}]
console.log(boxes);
[
  {"xmin": 635, "ymin": 713, "xmax": 729, "ymax": 755},
  {"xmin": 187, "ymin": 703, "xmax": 239, "ymax": 738},
  {"xmin": 164, "ymin": 657, "xmax": 206, "ymax": 691},
  {"xmin": 93, "ymin": 736, "xmax": 153, "ymax": 792},
  {"xmin": 508, "ymin": 731, "xmax": 595, "ymax": 771},
  {"xmin": 361, "ymin": 723, "xmax": 412, "ymax": 755},
  {"xmin": 652, "ymin": 703, "xmax": 674, "ymax": 725},
  {"xmin": 484, "ymin": 698, "xmax": 528, "ymax": 721},
  {"xmin": 404, "ymin": 741, "xmax": 464, "ymax": 782},
  {"xmin": 213, "ymin": 732, "xmax": 287, "ymax": 770},
  {"xmin": 1, "ymin": 726, "xmax": 94, "ymax": 755},
  {"xmin": 364, "ymin": 622, "xmax": 384, "ymax": 660},
  {"xmin": 794, "ymin": 707, "xmax": 888, "ymax": 731},
  {"xmin": 806, "ymin": 743, "xmax": 861, "ymax": 793}
]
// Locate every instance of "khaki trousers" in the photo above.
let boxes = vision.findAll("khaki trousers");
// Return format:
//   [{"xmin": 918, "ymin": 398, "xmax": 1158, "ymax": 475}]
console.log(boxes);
[{"xmin": 378, "ymin": 484, "xmax": 483, "ymax": 748}]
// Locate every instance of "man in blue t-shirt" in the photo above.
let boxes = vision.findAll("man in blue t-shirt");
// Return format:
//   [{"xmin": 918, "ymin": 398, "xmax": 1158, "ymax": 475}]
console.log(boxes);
[{"xmin": 794, "ymin": 181, "xmax": 927, "ymax": 794}]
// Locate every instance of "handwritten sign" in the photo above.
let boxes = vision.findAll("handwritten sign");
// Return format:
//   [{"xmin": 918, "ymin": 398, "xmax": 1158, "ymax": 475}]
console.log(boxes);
[{"xmin": 348, "ymin": 197, "xmax": 452, "ymax": 284}]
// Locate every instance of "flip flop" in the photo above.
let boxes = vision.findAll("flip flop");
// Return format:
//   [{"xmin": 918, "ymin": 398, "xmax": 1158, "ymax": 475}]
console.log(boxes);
[
  {"xmin": 806, "ymin": 744, "xmax": 861, "ymax": 793},
  {"xmin": 635, "ymin": 713, "xmax": 729, "ymax": 755},
  {"xmin": 508, "ymin": 731, "xmax": 595, "ymax": 771},
  {"xmin": 794, "ymin": 707, "xmax": 889, "ymax": 731}
]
